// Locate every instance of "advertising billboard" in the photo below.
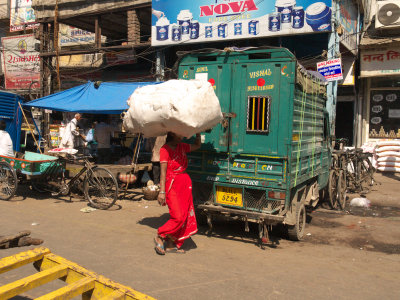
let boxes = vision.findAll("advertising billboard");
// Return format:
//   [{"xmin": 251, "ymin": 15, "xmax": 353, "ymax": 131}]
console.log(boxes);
[
  {"xmin": 151, "ymin": 0, "xmax": 332, "ymax": 46},
  {"xmin": 1, "ymin": 34, "xmax": 40, "ymax": 90},
  {"xmin": 10, "ymin": 0, "xmax": 39, "ymax": 32}
]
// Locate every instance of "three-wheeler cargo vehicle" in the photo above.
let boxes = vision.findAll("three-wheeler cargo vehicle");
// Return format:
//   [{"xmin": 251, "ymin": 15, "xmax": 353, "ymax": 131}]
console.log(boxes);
[{"xmin": 178, "ymin": 48, "xmax": 331, "ymax": 242}]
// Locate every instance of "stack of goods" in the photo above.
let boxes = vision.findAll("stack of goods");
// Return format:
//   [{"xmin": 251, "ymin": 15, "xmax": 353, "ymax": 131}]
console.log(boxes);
[
  {"xmin": 361, "ymin": 141, "xmax": 377, "ymax": 168},
  {"xmin": 123, "ymin": 79, "xmax": 223, "ymax": 137},
  {"xmin": 375, "ymin": 140, "xmax": 400, "ymax": 172}
]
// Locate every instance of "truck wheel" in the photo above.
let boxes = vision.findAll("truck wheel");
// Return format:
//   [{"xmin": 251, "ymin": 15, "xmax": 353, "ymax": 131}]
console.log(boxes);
[{"xmin": 287, "ymin": 203, "xmax": 306, "ymax": 241}]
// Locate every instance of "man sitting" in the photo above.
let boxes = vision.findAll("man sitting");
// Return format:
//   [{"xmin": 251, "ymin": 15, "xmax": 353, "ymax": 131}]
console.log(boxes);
[{"xmin": 0, "ymin": 120, "xmax": 14, "ymax": 157}]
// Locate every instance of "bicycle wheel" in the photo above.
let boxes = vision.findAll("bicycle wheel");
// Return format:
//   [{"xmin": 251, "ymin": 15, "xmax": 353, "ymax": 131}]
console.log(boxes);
[
  {"xmin": 337, "ymin": 170, "xmax": 347, "ymax": 210},
  {"xmin": 84, "ymin": 167, "xmax": 118, "ymax": 209},
  {"xmin": 0, "ymin": 161, "xmax": 18, "ymax": 200},
  {"xmin": 328, "ymin": 170, "xmax": 338, "ymax": 209}
]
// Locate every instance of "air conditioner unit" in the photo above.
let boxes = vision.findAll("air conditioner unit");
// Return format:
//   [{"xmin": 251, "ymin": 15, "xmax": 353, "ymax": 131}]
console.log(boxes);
[{"xmin": 376, "ymin": 0, "xmax": 400, "ymax": 28}]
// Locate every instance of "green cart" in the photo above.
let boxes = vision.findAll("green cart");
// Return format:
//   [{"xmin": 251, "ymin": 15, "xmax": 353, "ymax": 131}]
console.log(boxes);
[{"xmin": 0, "ymin": 152, "xmax": 62, "ymax": 200}]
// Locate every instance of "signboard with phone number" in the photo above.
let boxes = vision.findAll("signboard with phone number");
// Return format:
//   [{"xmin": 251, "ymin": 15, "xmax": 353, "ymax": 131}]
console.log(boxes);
[{"xmin": 369, "ymin": 90, "xmax": 400, "ymax": 138}]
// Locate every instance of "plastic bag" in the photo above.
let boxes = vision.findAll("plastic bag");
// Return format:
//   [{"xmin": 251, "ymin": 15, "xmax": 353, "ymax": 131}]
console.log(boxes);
[
  {"xmin": 350, "ymin": 198, "xmax": 371, "ymax": 208},
  {"xmin": 123, "ymin": 79, "xmax": 223, "ymax": 138}
]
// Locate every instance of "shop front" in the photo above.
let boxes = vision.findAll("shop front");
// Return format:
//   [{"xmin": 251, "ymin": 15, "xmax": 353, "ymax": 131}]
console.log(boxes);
[{"xmin": 360, "ymin": 42, "xmax": 400, "ymax": 143}]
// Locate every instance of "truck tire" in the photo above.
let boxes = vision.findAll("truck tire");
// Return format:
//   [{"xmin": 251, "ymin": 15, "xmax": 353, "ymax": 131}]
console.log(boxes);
[{"xmin": 287, "ymin": 202, "xmax": 306, "ymax": 241}]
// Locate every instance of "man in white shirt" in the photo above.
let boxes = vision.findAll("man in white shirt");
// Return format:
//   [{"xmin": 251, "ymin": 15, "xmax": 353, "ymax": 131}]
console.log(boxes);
[
  {"xmin": 60, "ymin": 113, "xmax": 81, "ymax": 149},
  {"xmin": 0, "ymin": 120, "xmax": 14, "ymax": 157},
  {"xmin": 95, "ymin": 116, "xmax": 119, "ymax": 164}
]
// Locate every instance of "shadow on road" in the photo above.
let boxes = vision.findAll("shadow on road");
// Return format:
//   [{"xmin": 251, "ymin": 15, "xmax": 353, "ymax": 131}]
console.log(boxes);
[
  {"xmin": 381, "ymin": 172, "xmax": 400, "ymax": 181},
  {"xmin": 139, "ymin": 213, "xmax": 282, "ymax": 249},
  {"xmin": 138, "ymin": 213, "xmax": 170, "ymax": 229},
  {"xmin": 138, "ymin": 214, "xmax": 198, "ymax": 251}
]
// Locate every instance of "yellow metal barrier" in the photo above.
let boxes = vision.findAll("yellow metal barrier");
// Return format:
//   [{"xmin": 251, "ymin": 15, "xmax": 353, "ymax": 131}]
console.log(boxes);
[{"xmin": 0, "ymin": 247, "xmax": 155, "ymax": 300}]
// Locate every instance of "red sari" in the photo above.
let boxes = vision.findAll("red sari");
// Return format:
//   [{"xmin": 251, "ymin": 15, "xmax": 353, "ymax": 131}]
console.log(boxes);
[{"xmin": 158, "ymin": 143, "xmax": 197, "ymax": 248}]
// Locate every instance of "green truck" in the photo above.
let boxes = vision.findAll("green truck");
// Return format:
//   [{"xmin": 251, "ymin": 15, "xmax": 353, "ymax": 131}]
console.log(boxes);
[{"xmin": 177, "ymin": 48, "xmax": 331, "ymax": 242}]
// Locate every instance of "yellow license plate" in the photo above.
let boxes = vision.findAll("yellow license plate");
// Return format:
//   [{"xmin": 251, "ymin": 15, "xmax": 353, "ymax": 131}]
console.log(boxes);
[{"xmin": 216, "ymin": 186, "xmax": 243, "ymax": 207}]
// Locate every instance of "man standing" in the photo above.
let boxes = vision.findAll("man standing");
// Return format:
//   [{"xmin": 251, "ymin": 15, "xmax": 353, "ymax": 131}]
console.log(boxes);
[
  {"xmin": 0, "ymin": 120, "xmax": 14, "ymax": 157},
  {"xmin": 95, "ymin": 116, "xmax": 119, "ymax": 164},
  {"xmin": 60, "ymin": 113, "xmax": 81, "ymax": 149},
  {"xmin": 146, "ymin": 135, "xmax": 166, "ymax": 185}
]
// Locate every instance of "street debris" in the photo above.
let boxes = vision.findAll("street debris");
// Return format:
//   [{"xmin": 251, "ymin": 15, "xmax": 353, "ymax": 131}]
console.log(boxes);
[
  {"xmin": 350, "ymin": 197, "xmax": 371, "ymax": 208},
  {"xmin": 80, "ymin": 207, "xmax": 97, "ymax": 213},
  {"xmin": 31, "ymin": 222, "xmax": 39, "ymax": 226}
]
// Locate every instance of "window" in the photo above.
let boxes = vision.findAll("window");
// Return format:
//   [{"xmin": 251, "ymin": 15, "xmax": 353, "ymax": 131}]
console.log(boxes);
[{"xmin": 246, "ymin": 96, "xmax": 271, "ymax": 133}]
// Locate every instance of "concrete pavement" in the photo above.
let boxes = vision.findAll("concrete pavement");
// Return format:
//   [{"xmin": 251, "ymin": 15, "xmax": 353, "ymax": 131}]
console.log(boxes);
[{"xmin": 0, "ymin": 172, "xmax": 399, "ymax": 299}]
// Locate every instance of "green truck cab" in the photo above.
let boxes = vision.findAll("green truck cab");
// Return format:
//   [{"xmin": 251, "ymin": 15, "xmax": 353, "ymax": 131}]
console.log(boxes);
[{"xmin": 178, "ymin": 48, "xmax": 331, "ymax": 242}]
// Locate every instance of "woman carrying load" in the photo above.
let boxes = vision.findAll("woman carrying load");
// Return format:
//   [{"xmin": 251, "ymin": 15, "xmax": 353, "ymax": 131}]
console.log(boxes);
[{"xmin": 154, "ymin": 132, "xmax": 201, "ymax": 254}]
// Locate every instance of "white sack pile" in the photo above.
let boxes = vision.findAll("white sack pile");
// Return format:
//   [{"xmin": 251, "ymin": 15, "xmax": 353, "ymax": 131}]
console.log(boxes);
[
  {"xmin": 375, "ymin": 140, "xmax": 400, "ymax": 173},
  {"xmin": 123, "ymin": 80, "xmax": 223, "ymax": 137}
]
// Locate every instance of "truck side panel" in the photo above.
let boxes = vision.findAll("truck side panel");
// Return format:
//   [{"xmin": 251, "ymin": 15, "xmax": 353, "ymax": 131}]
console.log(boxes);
[{"xmin": 289, "ymin": 85, "xmax": 330, "ymax": 190}]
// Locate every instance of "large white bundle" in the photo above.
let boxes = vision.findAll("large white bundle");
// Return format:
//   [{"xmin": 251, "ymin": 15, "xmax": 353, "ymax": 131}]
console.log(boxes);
[
  {"xmin": 376, "ymin": 140, "xmax": 400, "ymax": 147},
  {"xmin": 378, "ymin": 166, "xmax": 400, "ymax": 173},
  {"xmin": 377, "ymin": 156, "xmax": 400, "ymax": 163},
  {"xmin": 376, "ymin": 150, "xmax": 400, "ymax": 158},
  {"xmin": 123, "ymin": 80, "xmax": 223, "ymax": 137},
  {"xmin": 375, "ymin": 145, "xmax": 400, "ymax": 153}
]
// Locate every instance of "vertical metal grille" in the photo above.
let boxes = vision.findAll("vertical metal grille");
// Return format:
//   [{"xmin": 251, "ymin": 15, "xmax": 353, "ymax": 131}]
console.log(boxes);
[
  {"xmin": 247, "ymin": 96, "xmax": 271, "ymax": 133},
  {"xmin": 244, "ymin": 188, "xmax": 282, "ymax": 213}
]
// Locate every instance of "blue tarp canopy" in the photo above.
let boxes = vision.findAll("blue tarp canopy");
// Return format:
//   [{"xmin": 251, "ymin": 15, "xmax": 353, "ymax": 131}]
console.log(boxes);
[
  {"xmin": 0, "ymin": 90, "xmax": 23, "ymax": 152},
  {"xmin": 25, "ymin": 81, "xmax": 160, "ymax": 114}
]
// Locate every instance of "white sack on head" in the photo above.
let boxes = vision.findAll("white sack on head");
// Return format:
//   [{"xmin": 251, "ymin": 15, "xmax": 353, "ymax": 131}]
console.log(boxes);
[{"xmin": 123, "ymin": 79, "xmax": 223, "ymax": 138}]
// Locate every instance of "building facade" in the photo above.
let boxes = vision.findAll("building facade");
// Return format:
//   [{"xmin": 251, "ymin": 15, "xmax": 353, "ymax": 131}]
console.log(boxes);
[{"xmin": 359, "ymin": 0, "xmax": 400, "ymax": 144}]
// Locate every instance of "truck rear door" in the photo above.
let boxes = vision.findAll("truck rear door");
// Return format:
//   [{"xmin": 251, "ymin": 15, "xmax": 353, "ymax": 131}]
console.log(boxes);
[
  {"xmin": 178, "ymin": 61, "xmax": 232, "ymax": 153},
  {"xmin": 230, "ymin": 62, "xmax": 286, "ymax": 156}
]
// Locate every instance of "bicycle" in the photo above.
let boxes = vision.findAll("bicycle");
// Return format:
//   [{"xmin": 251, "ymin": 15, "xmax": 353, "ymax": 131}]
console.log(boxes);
[
  {"xmin": 327, "ymin": 151, "xmax": 346, "ymax": 210},
  {"xmin": 343, "ymin": 149, "xmax": 375, "ymax": 194},
  {"xmin": 31, "ymin": 154, "xmax": 119, "ymax": 209}
]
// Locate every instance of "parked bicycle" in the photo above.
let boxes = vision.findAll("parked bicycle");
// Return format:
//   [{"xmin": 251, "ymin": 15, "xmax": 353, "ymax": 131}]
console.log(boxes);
[
  {"xmin": 342, "ymin": 149, "xmax": 375, "ymax": 194},
  {"xmin": 31, "ymin": 154, "xmax": 119, "ymax": 209},
  {"xmin": 327, "ymin": 138, "xmax": 376, "ymax": 210},
  {"xmin": 328, "ymin": 151, "xmax": 347, "ymax": 210}
]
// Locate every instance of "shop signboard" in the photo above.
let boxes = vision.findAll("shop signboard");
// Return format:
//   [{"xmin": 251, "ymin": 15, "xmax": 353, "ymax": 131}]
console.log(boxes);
[
  {"xmin": 10, "ymin": 0, "xmax": 39, "ymax": 32},
  {"xmin": 59, "ymin": 24, "xmax": 106, "ymax": 47},
  {"xmin": 151, "ymin": 0, "xmax": 332, "ymax": 46},
  {"xmin": 59, "ymin": 53, "xmax": 103, "ymax": 68},
  {"xmin": 339, "ymin": 0, "xmax": 358, "ymax": 54},
  {"xmin": 369, "ymin": 90, "xmax": 400, "ymax": 138},
  {"xmin": 317, "ymin": 58, "xmax": 343, "ymax": 81},
  {"xmin": 361, "ymin": 45, "xmax": 400, "ymax": 77},
  {"xmin": 1, "ymin": 34, "xmax": 40, "ymax": 90}
]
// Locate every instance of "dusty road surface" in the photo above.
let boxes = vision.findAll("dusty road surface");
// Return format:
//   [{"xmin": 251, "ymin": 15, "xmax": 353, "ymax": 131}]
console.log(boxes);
[{"xmin": 1, "ymin": 173, "xmax": 400, "ymax": 299}]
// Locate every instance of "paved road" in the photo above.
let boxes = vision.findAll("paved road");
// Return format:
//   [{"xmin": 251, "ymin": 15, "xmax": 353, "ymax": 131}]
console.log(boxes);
[{"xmin": 1, "ymin": 173, "xmax": 400, "ymax": 299}]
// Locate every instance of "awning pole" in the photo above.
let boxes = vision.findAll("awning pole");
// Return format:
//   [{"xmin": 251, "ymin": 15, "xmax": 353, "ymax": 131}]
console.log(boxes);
[{"xmin": 18, "ymin": 102, "xmax": 42, "ymax": 154}]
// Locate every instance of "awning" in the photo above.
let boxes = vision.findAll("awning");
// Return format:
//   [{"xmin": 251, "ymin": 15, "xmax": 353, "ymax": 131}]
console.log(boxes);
[{"xmin": 25, "ymin": 81, "xmax": 160, "ymax": 114}]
